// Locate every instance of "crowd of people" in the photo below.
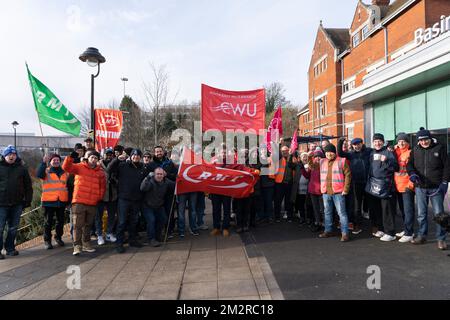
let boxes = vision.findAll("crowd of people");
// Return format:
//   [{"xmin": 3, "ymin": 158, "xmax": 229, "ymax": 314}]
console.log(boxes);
[{"xmin": 0, "ymin": 126, "xmax": 449, "ymax": 259}]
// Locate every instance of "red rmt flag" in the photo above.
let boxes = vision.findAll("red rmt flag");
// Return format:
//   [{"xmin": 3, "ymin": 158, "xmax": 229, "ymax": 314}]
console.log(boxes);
[
  {"xmin": 290, "ymin": 129, "xmax": 299, "ymax": 154},
  {"xmin": 95, "ymin": 109, "xmax": 123, "ymax": 152},
  {"xmin": 176, "ymin": 148, "xmax": 259, "ymax": 198},
  {"xmin": 265, "ymin": 106, "xmax": 283, "ymax": 153},
  {"xmin": 201, "ymin": 84, "xmax": 265, "ymax": 132}
]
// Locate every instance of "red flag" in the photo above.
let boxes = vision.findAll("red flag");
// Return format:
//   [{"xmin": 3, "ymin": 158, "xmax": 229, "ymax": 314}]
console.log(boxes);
[
  {"xmin": 265, "ymin": 106, "xmax": 283, "ymax": 153},
  {"xmin": 95, "ymin": 109, "xmax": 123, "ymax": 152},
  {"xmin": 290, "ymin": 129, "xmax": 299, "ymax": 154},
  {"xmin": 201, "ymin": 84, "xmax": 265, "ymax": 132},
  {"xmin": 176, "ymin": 148, "xmax": 258, "ymax": 198}
]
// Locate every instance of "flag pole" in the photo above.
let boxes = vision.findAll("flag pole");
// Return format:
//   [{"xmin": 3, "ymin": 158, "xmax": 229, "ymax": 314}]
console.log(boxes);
[{"xmin": 26, "ymin": 62, "xmax": 45, "ymax": 138}]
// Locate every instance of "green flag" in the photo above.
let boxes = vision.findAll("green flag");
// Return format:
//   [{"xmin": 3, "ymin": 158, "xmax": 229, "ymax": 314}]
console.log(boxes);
[{"xmin": 26, "ymin": 64, "xmax": 81, "ymax": 136}]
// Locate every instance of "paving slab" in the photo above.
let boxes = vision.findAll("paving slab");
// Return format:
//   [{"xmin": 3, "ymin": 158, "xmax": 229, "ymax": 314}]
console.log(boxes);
[{"xmin": 180, "ymin": 281, "xmax": 218, "ymax": 300}]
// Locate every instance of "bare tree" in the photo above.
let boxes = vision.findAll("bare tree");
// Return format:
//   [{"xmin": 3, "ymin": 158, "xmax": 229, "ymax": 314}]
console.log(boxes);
[
  {"xmin": 264, "ymin": 82, "xmax": 290, "ymax": 114},
  {"xmin": 76, "ymin": 106, "xmax": 91, "ymax": 138},
  {"xmin": 142, "ymin": 62, "xmax": 179, "ymax": 146}
]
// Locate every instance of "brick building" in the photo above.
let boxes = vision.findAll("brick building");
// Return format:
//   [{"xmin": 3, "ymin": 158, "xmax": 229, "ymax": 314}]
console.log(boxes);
[{"xmin": 299, "ymin": 0, "xmax": 450, "ymax": 149}]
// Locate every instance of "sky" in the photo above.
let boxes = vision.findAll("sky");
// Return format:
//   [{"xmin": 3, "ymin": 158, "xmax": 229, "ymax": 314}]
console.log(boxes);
[{"xmin": 0, "ymin": 0, "xmax": 358, "ymax": 136}]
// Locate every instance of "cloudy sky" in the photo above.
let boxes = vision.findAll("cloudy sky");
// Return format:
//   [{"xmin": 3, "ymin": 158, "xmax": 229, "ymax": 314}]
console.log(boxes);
[{"xmin": 0, "ymin": 0, "xmax": 357, "ymax": 136}]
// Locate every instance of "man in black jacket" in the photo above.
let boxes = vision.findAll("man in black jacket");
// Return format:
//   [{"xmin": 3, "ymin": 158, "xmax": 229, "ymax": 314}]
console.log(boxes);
[
  {"xmin": 338, "ymin": 137, "xmax": 372, "ymax": 234},
  {"xmin": 407, "ymin": 127, "xmax": 450, "ymax": 250},
  {"xmin": 140, "ymin": 167, "xmax": 175, "ymax": 247},
  {"xmin": 107, "ymin": 148, "xmax": 149, "ymax": 253},
  {"xmin": 0, "ymin": 146, "xmax": 33, "ymax": 259}
]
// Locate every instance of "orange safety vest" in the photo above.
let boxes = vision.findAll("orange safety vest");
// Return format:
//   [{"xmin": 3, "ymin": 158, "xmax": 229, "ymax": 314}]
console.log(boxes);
[
  {"xmin": 41, "ymin": 168, "xmax": 69, "ymax": 202},
  {"xmin": 394, "ymin": 148, "xmax": 414, "ymax": 193},
  {"xmin": 320, "ymin": 157, "xmax": 346, "ymax": 194},
  {"xmin": 274, "ymin": 157, "xmax": 293, "ymax": 183}
]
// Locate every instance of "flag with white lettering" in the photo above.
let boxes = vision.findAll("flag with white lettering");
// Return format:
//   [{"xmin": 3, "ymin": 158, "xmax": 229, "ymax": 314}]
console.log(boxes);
[
  {"xmin": 26, "ymin": 64, "xmax": 81, "ymax": 136},
  {"xmin": 95, "ymin": 109, "xmax": 123, "ymax": 152},
  {"xmin": 176, "ymin": 147, "xmax": 259, "ymax": 198}
]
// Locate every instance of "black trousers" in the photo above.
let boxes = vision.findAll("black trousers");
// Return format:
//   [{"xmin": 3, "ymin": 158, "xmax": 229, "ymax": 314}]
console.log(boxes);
[
  {"xmin": 236, "ymin": 197, "xmax": 252, "ymax": 229},
  {"xmin": 43, "ymin": 206, "xmax": 66, "ymax": 242},
  {"xmin": 294, "ymin": 194, "xmax": 310, "ymax": 221},
  {"xmin": 309, "ymin": 194, "xmax": 324, "ymax": 225},
  {"xmin": 249, "ymin": 194, "xmax": 262, "ymax": 227},
  {"xmin": 274, "ymin": 183, "xmax": 293, "ymax": 220},
  {"xmin": 347, "ymin": 183, "xmax": 366, "ymax": 226},
  {"xmin": 367, "ymin": 193, "xmax": 384, "ymax": 232}
]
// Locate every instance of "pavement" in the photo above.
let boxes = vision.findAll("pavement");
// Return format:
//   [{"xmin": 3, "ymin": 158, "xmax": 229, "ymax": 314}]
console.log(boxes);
[{"xmin": 0, "ymin": 207, "xmax": 283, "ymax": 300}]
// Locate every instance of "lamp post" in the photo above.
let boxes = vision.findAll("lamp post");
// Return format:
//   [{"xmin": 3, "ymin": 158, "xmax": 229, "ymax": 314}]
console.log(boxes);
[
  {"xmin": 79, "ymin": 47, "xmax": 106, "ymax": 149},
  {"xmin": 11, "ymin": 121, "xmax": 18, "ymax": 148},
  {"xmin": 121, "ymin": 77, "xmax": 128, "ymax": 97}
]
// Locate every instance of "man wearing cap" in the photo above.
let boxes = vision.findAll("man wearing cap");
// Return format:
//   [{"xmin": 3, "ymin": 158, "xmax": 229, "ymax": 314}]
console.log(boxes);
[
  {"xmin": 37, "ymin": 154, "xmax": 69, "ymax": 249},
  {"xmin": 142, "ymin": 151, "xmax": 152, "ymax": 170},
  {"xmin": 407, "ymin": 127, "xmax": 450, "ymax": 250},
  {"xmin": 0, "ymin": 146, "xmax": 33, "ymax": 259},
  {"xmin": 84, "ymin": 137, "xmax": 94, "ymax": 150},
  {"xmin": 317, "ymin": 143, "xmax": 352, "ymax": 242},
  {"xmin": 338, "ymin": 137, "xmax": 372, "ymax": 235},
  {"xmin": 393, "ymin": 133, "xmax": 415, "ymax": 243},
  {"xmin": 107, "ymin": 148, "xmax": 149, "ymax": 253},
  {"xmin": 366, "ymin": 133, "xmax": 399, "ymax": 242},
  {"xmin": 95, "ymin": 148, "xmax": 118, "ymax": 245}
]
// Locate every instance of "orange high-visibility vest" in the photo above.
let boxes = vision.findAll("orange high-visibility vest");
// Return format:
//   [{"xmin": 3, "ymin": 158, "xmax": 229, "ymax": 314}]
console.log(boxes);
[
  {"xmin": 41, "ymin": 168, "xmax": 69, "ymax": 202},
  {"xmin": 274, "ymin": 157, "xmax": 287, "ymax": 183},
  {"xmin": 394, "ymin": 148, "xmax": 414, "ymax": 193},
  {"xmin": 320, "ymin": 157, "xmax": 346, "ymax": 194}
]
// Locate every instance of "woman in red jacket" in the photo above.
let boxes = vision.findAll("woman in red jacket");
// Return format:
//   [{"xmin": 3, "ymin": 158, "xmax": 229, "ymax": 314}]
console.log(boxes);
[{"xmin": 307, "ymin": 149, "xmax": 325, "ymax": 232}]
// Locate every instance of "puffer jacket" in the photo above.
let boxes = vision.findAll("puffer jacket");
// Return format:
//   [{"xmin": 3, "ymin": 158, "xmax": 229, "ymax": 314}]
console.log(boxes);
[
  {"xmin": 0, "ymin": 156, "xmax": 33, "ymax": 207},
  {"xmin": 62, "ymin": 156, "xmax": 106, "ymax": 206},
  {"xmin": 407, "ymin": 141, "xmax": 450, "ymax": 189}
]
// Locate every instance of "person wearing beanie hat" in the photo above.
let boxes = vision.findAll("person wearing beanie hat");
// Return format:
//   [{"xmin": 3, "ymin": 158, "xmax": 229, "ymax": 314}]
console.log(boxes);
[
  {"xmin": 37, "ymin": 153, "xmax": 69, "ymax": 249},
  {"xmin": 316, "ymin": 143, "xmax": 352, "ymax": 242},
  {"xmin": 114, "ymin": 145, "xmax": 124, "ymax": 157},
  {"xmin": 142, "ymin": 151, "xmax": 152, "ymax": 168},
  {"xmin": 0, "ymin": 145, "xmax": 33, "ymax": 259},
  {"xmin": 107, "ymin": 145, "xmax": 150, "ymax": 253},
  {"xmin": 407, "ymin": 127, "xmax": 450, "ymax": 250},
  {"xmin": 62, "ymin": 145, "xmax": 106, "ymax": 256},
  {"xmin": 392, "ymin": 132, "xmax": 415, "ymax": 243},
  {"xmin": 337, "ymin": 137, "xmax": 372, "ymax": 235},
  {"xmin": 366, "ymin": 132, "xmax": 399, "ymax": 242}
]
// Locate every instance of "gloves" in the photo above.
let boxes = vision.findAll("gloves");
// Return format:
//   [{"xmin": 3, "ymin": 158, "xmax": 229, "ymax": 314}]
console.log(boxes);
[
  {"xmin": 70, "ymin": 151, "xmax": 79, "ymax": 159},
  {"xmin": 409, "ymin": 174, "xmax": 420, "ymax": 184},
  {"xmin": 439, "ymin": 182, "xmax": 448, "ymax": 195}
]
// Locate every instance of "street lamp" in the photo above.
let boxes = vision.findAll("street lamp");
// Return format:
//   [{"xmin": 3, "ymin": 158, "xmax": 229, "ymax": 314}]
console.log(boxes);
[
  {"xmin": 79, "ymin": 47, "xmax": 106, "ymax": 148},
  {"xmin": 11, "ymin": 121, "xmax": 18, "ymax": 148},
  {"xmin": 121, "ymin": 77, "xmax": 128, "ymax": 97}
]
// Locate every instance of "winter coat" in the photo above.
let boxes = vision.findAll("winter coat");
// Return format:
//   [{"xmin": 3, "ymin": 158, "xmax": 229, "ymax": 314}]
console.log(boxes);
[
  {"xmin": 148, "ymin": 156, "xmax": 178, "ymax": 181},
  {"xmin": 62, "ymin": 156, "xmax": 106, "ymax": 206},
  {"xmin": 407, "ymin": 141, "xmax": 450, "ymax": 189},
  {"xmin": 394, "ymin": 146, "xmax": 414, "ymax": 193},
  {"xmin": 0, "ymin": 156, "xmax": 33, "ymax": 207},
  {"xmin": 99, "ymin": 159, "xmax": 118, "ymax": 202},
  {"xmin": 337, "ymin": 139, "xmax": 371, "ymax": 184},
  {"xmin": 291, "ymin": 163, "xmax": 310, "ymax": 202},
  {"xmin": 107, "ymin": 158, "xmax": 149, "ymax": 201},
  {"xmin": 307, "ymin": 154, "xmax": 323, "ymax": 195},
  {"xmin": 366, "ymin": 147, "xmax": 399, "ymax": 198},
  {"xmin": 140, "ymin": 176, "xmax": 175, "ymax": 209}
]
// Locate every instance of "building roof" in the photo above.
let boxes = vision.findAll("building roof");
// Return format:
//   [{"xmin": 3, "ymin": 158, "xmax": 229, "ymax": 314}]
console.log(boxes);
[
  {"xmin": 383, "ymin": 0, "xmax": 411, "ymax": 20},
  {"xmin": 297, "ymin": 104, "xmax": 309, "ymax": 117},
  {"xmin": 323, "ymin": 28, "xmax": 350, "ymax": 52}
]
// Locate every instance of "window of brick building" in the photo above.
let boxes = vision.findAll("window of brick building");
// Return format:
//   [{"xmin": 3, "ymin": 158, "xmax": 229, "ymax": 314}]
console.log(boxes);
[
  {"xmin": 362, "ymin": 25, "xmax": 369, "ymax": 40},
  {"xmin": 353, "ymin": 33, "xmax": 361, "ymax": 48}
]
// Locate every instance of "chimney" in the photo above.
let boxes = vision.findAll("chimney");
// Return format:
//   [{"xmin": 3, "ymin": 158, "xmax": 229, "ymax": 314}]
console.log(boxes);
[{"xmin": 372, "ymin": 0, "xmax": 390, "ymax": 6}]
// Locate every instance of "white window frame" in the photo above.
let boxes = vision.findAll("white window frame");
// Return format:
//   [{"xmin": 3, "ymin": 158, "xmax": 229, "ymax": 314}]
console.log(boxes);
[
  {"xmin": 362, "ymin": 24, "xmax": 370, "ymax": 40},
  {"xmin": 353, "ymin": 33, "xmax": 361, "ymax": 48}
]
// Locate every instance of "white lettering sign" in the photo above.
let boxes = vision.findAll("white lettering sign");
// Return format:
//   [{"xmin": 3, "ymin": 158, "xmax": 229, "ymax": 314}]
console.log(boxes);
[{"xmin": 415, "ymin": 15, "xmax": 450, "ymax": 46}]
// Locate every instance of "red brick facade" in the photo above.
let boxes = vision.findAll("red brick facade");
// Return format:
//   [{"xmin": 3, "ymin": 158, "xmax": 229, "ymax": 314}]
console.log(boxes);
[{"xmin": 298, "ymin": 0, "xmax": 450, "ymax": 143}]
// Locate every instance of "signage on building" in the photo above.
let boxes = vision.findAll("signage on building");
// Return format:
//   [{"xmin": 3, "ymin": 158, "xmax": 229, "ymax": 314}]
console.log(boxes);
[{"xmin": 414, "ymin": 15, "xmax": 450, "ymax": 46}]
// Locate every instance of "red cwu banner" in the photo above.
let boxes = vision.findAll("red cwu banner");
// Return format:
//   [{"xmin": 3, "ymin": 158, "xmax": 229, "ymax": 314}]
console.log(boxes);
[
  {"xmin": 95, "ymin": 109, "xmax": 123, "ymax": 152},
  {"xmin": 201, "ymin": 84, "xmax": 265, "ymax": 132},
  {"xmin": 176, "ymin": 148, "xmax": 259, "ymax": 198}
]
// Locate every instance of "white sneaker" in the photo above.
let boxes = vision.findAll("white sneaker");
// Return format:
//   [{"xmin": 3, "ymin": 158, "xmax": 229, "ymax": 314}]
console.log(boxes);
[
  {"xmin": 198, "ymin": 224, "xmax": 209, "ymax": 231},
  {"xmin": 283, "ymin": 213, "xmax": 288, "ymax": 220},
  {"xmin": 97, "ymin": 235, "xmax": 105, "ymax": 246},
  {"xmin": 106, "ymin": 233, "xmax": 117, "ymax": 242},
  {"xmin": 398, "ymin": 235, "xmax": 414, "ymax": 243},
  {"xmin": 230, "ymin": 213, "xmax": 236, "ymax": 219},
  {"xmin": 380, "ymin": 234, "xmax": 396, "ymax": 242},
  {"xmin": 395, "ymin": 231, "xmax": 405, "ymax": 238},
  {"xmin": 372, "ymin": 231, "xmax": 385, "ymax": 238}
]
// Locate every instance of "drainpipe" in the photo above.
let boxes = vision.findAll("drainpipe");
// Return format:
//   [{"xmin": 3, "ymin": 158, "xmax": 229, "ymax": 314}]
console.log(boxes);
[
  {"xmin": 381, "ymin": 25, "xmax": 389, "ymax": 64},
  {"xmin": 340, "ymin": 56, "xmax": 345, "ymax": 138}
]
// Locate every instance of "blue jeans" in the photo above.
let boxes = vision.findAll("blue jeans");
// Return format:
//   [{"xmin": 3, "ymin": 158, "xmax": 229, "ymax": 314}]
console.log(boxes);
[
  {"xmin": 323, "ymin": 194, "xmax": 349, "ymax": 234},
  {"xmin": 116, "ymin": 198, "xmax": 141, "ymax": 245},
  {"xmin": 260, "ymin": 187, "xmax": 274, "ymax": 219},
  {"xmin": 196, "ymin": 192, "xmax": 206, "ymax": 226},
  {"xmin": 416, "ymin": 187, "xmax": 447, "ymax": 241},
  {"xmin": 95, "ymin": 201, "xmax": 117, "ymax": 236},
  {"xmin": 0, "ymin": 205, "xmax": 23, "ymax": 252},
  {"xmin": 211, "ymin": 194, "xmax": 231, "ymax": 230},
  {"xmin": 397, "ymin": 190, "xmax": 415, "ymax": 236},
  {"xmin": 177, "ymin": 192, "xmax": 198, "ymax": 235},
  {"xmin": 142, "ymin": 206, "xmax": 167, "ymax": 241}
]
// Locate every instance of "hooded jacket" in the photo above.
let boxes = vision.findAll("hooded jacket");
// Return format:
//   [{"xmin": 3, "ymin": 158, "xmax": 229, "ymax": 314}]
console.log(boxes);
[
  {"xmin": 337, "ymin": 138, "xmax": 371, "ymax": 184},
  {"xmin": 107, "ymin": 157, "xmax": 149, "ymax": 201},
  {"xmin": 0, "ymin": 156, "xmax": 33, "ymax": 207}
]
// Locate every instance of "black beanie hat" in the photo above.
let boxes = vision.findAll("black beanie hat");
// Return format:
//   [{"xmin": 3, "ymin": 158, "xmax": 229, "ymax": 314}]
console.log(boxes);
[
  {"xmin": 85, "ymin": 150, "xmax": 100, "ymax": 159},
  {"xmin": 416, "ymin": 127, "xmax": 431, "ymax": 140},
  {"xmin": 396, "ymin": 132, "xmax": 409, "ymax": 142},
  {"xmin": 323, "ymin": 143, "xmax": 337, "ymax": 154},
  {"xmin": 373, "ymin": 133, "xmax": 385, "ymax": 142}
]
